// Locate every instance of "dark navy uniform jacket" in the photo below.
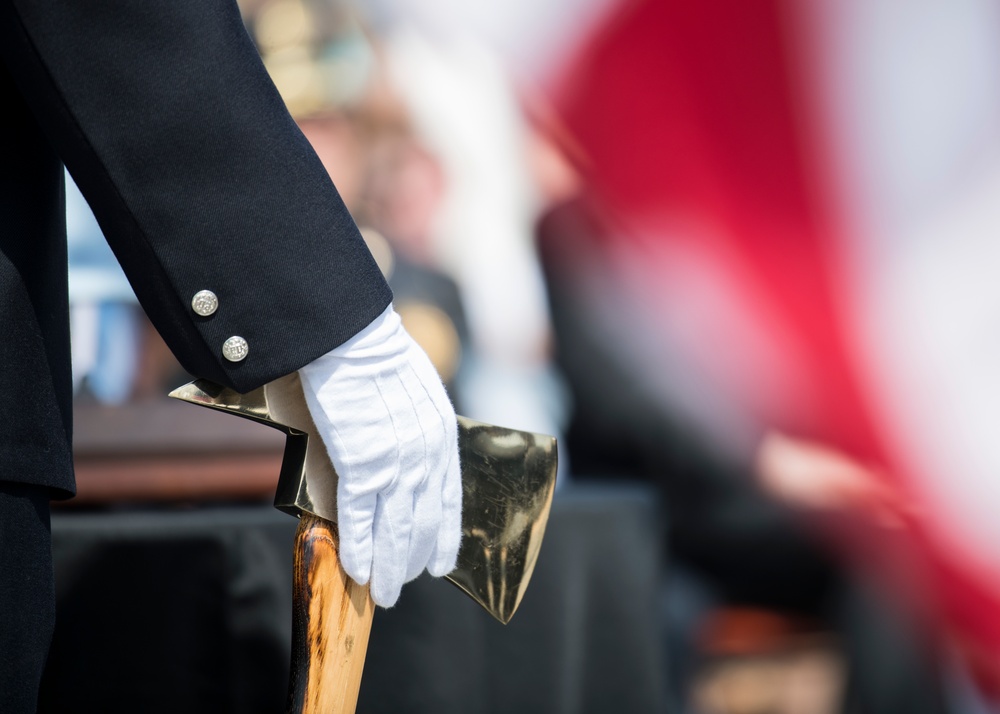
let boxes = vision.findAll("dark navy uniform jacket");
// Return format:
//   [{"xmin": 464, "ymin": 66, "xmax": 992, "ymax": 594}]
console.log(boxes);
[{"xmin": 0, "ymin": 0, "xmax": 392, "ymax": 498}]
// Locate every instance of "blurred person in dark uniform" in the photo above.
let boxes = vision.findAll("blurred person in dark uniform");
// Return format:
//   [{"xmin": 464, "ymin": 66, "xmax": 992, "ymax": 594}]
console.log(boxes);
[
  {"xmin": 243, "ymin": 0, "xmax": 471, "ymax": 404},
  {"xmin": 297, "ymin": 108, "xmax": 470, "ymax": 406},
  {"xmin": 356, "ymin": 120, "xmax": 469, "ymax": 403}
]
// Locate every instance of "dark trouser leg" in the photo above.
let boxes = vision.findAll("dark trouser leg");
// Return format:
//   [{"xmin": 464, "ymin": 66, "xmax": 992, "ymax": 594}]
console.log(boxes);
[{"xmin": 0, "ymin": 482, "xmax": 54, "ymax": 714}]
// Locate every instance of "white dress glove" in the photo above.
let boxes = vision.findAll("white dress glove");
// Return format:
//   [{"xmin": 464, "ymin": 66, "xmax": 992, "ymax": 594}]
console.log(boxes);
[{"xmin": 298, "ymin": 305, "xmax": 462, "ymax": 607}]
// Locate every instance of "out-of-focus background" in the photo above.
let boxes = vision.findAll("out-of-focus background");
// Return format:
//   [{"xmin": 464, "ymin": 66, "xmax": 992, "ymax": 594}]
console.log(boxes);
[{"xmin": 46, "ymin": 0, "xmax": 1000, "ymax": 712}]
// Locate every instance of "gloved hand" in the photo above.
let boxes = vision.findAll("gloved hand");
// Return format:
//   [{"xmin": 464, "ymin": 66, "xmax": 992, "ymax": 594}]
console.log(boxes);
[{"xmin": 298, "ymin": 305, "xmax": 462, "ymax": 607}]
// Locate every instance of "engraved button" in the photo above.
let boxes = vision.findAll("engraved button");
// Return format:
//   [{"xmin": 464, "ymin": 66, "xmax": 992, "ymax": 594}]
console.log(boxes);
[
  {"xmin": 191, "ymin": 290, "xmax": 219, "ymax": 316},
  {"xmin": 222, "ymin": 336, "xmax": 249, "ymax": 362}
]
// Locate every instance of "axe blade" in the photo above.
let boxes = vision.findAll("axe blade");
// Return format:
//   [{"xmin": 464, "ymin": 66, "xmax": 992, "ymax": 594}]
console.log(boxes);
[{"xmin": 169, "ymin": 374, "xmax": 558, "ymax": 624}]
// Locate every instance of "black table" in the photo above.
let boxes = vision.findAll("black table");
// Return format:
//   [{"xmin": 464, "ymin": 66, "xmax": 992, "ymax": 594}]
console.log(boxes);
[{"xmin": 41, "ymin": 483, "xmax": 668, "ymax": 713}]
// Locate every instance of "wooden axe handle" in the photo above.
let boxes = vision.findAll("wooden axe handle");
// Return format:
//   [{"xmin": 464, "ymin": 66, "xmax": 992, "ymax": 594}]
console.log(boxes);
[{"xmin": 286, "ymin": 514, "xmax": 375, "ymax": 714}]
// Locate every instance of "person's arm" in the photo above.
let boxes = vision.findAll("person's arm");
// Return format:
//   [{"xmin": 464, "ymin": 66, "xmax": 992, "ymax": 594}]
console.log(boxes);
[
  {"xmin": 0, "ymin": 0, "xmax": 388, "ymax": 390},
  {"xmin": 0, "ymin": 0, "xmax": 460, "ymax": 605}
]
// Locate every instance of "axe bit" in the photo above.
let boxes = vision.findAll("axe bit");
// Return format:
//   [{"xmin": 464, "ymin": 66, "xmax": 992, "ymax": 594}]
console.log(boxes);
[{"xmin": 169, "ymin": 372, "xmax": 558, "ymax": 714}]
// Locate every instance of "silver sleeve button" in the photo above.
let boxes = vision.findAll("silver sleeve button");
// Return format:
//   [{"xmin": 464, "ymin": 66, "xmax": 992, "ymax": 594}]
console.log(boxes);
[
  {"xmin": 222, "ymin": 336, "xmax": 249, "ymax": 362},
  {"xmin": 191, "ymin": 290, "xmax": 219, "ymax": 316}
]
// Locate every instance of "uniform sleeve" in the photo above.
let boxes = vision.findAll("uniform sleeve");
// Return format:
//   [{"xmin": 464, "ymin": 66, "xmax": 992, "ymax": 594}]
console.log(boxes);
[{"xmin": 0, "ymin": 0, "xmax": 392, "ymax": 393}]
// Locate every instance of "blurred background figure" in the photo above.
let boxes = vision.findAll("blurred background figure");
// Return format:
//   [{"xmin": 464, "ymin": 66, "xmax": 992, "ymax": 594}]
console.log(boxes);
[
  {"xmin": 251, "ymin": 0, "xmax": 473, "ymax": 407},
  {"xmin": 369, "ymin": 26, "xmax": 570, "ymax": 467},
  {"xmin": 300, "ymin": 108, "xmax": 471, "ymax": 403}
]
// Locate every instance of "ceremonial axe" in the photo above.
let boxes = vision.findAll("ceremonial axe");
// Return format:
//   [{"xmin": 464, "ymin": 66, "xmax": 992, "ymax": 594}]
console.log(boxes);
[{"xmin": 170, "ymin": 372, "xmax": 558, "ymax": 713}]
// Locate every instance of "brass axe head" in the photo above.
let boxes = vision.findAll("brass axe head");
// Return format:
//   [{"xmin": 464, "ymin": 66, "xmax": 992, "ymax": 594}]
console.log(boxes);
[{"xmin": 169, "ymin": 372, "xmax": 558, "ymax": 624}]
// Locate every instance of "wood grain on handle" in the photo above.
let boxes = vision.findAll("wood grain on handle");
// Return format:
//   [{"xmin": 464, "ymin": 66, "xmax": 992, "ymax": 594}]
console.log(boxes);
[{"xmin": 287, "ymin": 514, "xmax": 375, "ymax": 714}]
